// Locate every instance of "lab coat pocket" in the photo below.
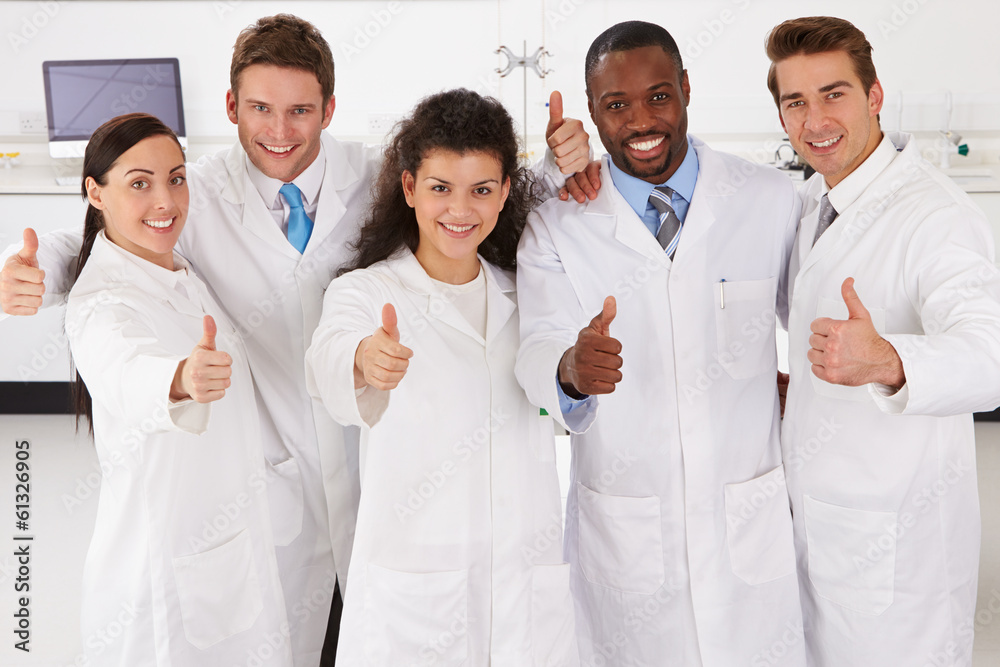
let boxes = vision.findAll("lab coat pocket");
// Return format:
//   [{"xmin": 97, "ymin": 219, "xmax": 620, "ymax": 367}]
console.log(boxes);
[
  {"xmin": 172, "ymin": 529, "xmax": 264, "ymax": 649},
  {"xmin": 531, "ymin": 563, "xmax": 577, "ymax": 666},
  {"xmin": 803, "ymin": 495, "xmax": 896, "ymax": 615},
  {"xmin": 363, "ymin": 563, "xmax": 469, "ymax": 666},
  {"xmin": 577, "ymin": 482, "xmax": 664, "ymax": 594},
  {"xmin": 265, "ymin": 456, "xmax": 304, "ymax": 546},
  {"xmin": 810, "ymin": 297, "xmax": 886, "ymax": 402},
  {"xmin": 714, "ymin": 277, "xmax": 778, "ymax": 380},
  {"xmin": 724, "ymin": 465, "xmax": 796, "ymax": 585}
]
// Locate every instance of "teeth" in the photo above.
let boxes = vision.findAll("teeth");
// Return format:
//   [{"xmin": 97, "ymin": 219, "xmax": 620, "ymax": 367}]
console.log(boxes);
[
  {"xmin": 628, "ymin": 136, "xmax": 664, "ymax": 152},
  {"xmin": 143, "ymin": 218, "xmax": 173, "ymax": 229},
  {"xmin": 441, "ymin": 223, "xmax": 474, "ymax": 233},
  {"xmin": 810, "ymin": 136, "xmax": 841, "ymax": 148},
  {"xmin": 262, "ymin": 144, "xmax": 294, "ymax": 153}
]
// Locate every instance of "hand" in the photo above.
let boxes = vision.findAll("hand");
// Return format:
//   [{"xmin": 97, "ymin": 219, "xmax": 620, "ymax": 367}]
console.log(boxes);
[
  {"xmin": 171, "ymin": 315, "xmax": 233, "ymax": 403},
  {"xmin": 808, "ymin": 278, "xmax": 904, "ymax": 388},
  {"xmin": 0, "ymin": 228, "xmax": 46, "ymax": 316},
  {"xmin": 354, "ymin": 303, "xmax": 413, "ymax": 391},
  {"xmin": 559, "ymin": 160, "xmax": 602, "ymax": 203},
  {"xmin": 777, "ymin": 370, "xmax": 789, "ymax": 417},
  {"xmin": 558, "ymin": 296, "xmax": 623, "ymax": 398},
  {"xmin": 545, "ymin": 91, "xmax": 591, "ymax": 176}
]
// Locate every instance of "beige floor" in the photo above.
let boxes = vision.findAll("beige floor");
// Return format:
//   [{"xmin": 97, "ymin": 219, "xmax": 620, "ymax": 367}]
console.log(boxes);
[{"xmin": 974, "ymin": 422, "xmax": 1000, "ymax": 666}]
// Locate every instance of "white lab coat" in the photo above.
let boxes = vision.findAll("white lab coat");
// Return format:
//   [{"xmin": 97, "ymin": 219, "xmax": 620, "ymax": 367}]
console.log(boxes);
[
  {"xmin": 516, "ymin": 137, "xmax": 806, "ymax": 667},
  {"xmin": 305, "ymin": 250, "xmax": 578, "ymax": 667},
  {"xmin": 23, "ymin": 132, "xmax": 374, "ymax": 664},
  {"xmin": 66, "ymin": 232, "xmax": 291, "ymax": 666},
  {"xmin": 782, "ymin": 132, "xmax": 1000, "ymax": 666}
]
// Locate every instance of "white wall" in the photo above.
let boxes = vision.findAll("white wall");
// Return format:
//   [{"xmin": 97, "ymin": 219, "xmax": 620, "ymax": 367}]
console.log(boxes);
[{"xmin": 0, "ymin": 0, "xmax": 998, "ymax": 147}]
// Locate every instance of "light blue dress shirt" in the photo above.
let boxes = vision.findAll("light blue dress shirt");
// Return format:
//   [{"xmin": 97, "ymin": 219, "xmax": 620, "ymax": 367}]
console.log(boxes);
[{"xmin": 556, "ymin": 140, "xmax": 701, "ymax": 417}]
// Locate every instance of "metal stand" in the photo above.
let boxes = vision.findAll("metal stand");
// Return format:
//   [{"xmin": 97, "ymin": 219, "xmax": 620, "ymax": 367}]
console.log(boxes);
[{"xmin": 496, "ymin": 41, "xmax": 552, "ymax": 155}]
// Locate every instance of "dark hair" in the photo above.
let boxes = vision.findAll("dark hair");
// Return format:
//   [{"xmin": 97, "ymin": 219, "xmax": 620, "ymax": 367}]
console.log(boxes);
[
  {"xmin": 585, "ymin": 21, "xmax": 684, "ymax": 99},
  {"xmin": 344, "ymin": 88, "xmax": 538, "ymax": 274},
  {"xmin": 765, "ymin": 16, "xmax": 878, "ymax": 108},
  {"xmin": 73, "ymin": 113, "xmax": 183, "ymax": 433},
  {"xmin": 230, "ymin": 14, "xmax": 335, "ymax": 105}
]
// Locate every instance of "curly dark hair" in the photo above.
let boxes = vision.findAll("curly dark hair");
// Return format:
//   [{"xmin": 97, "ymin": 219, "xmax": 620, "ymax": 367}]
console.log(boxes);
[{"xmin": 344, "ymin": 88, "xmax": 539, "ymax": 274}]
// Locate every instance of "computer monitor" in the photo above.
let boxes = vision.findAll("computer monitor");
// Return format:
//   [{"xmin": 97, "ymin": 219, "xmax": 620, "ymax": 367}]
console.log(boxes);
[{"xmin": 42, "ymin": 58, "xmax": 186, "ymax": 158}]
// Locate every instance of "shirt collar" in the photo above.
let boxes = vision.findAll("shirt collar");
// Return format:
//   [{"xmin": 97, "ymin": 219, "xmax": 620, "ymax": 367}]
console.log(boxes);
[
  {"xmin": 823, "ymin": 133, "xmax": 897, "ymax": 213},
  {"xmin": 246, "ymin": 141, "xmax": 326, "ymax": 211},
  {"xmin": 607, "ymin": 138, "xmax": 698, "ymax": 217}
]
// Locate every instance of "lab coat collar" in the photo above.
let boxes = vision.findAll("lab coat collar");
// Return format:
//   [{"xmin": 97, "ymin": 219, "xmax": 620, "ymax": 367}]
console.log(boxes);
[
  {"xmin": 386, "ymin": 248, "xmax": 515, "ymax": 345},
  {"xmin": 797, "ymin": 131, "xmax": 913, "ymax": 277},
  {"xmin": 87, "ymin": 231, "xmax": 205, "ymax": 318},
  {"xmin": 220, "ymin": 132, "xmax": 358, "ymax": 260},
  {"xmin": 582, "ymin": 135, "xmax": 721, "ymax": 268}
]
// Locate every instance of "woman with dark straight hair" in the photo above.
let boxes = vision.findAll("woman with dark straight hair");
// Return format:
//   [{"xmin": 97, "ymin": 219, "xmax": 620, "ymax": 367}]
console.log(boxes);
[
  {"xmin": 66, "ymin": 112, "xmax": 292, "ymax": 666},
  {"xmin": 306, "ymin": 89, "xmax": 578, "ymax": 666}
]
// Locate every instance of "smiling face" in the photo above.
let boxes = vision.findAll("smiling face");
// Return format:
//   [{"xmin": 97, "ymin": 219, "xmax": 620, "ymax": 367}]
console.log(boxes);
[
  {"xmin": 587, "ymin": 45, "xmax": 690, "ymax": 184},
  {"xmin": 86, "ymin": 134, "xmax": 188, "ymax": 270},
  {"xmin": 403, "ymin": 149, "xmax": 511, "ymax": 284},
  {"xmin": 226, "ymin": 64, "xmax": 335, "ymax": 183},
  {"xmin": 774, "ymin": 50, "xmax": 884, "ymax": 188}
]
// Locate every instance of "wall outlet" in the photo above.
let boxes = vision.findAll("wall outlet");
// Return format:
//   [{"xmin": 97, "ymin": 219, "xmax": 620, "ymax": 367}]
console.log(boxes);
[
  {"xmin": 367, "ymin": 113, "xmax": 402, "ymax": 137},
  {"xmin": 19, "ymin": 111, "xmax": 47, "ymax": 134}
]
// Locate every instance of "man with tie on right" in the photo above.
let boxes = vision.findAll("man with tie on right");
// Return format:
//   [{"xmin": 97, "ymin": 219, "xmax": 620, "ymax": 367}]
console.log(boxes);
[
  {"xmin": 516, "ymin": 20, "xmax": 806, "ymax": 667},
  {"xmin": 765, "ymin": 16, "xmax": 1000, "ymax": 666}
]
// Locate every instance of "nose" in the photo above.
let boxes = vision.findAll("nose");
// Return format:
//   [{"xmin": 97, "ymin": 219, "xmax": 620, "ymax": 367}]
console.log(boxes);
[
  {"xmin": 625, "ymin": 101, "xmax": 656, "ymax": 132},
  {"xmin": 268, "ymin": 113, "xmax": 293, "ymax": 140},
  {"xmin": 803, "ymin": 104, "xmax": 830, "ymax": 133},
  {"xmin": 447, "ymin": 192, "xmax": 473, "ymax": 219}
]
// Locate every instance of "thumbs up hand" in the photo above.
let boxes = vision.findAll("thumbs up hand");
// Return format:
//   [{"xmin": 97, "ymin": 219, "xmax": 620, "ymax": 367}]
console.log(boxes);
[
  {"xmin": 354, "ymin": 303, "xmax": 414, "ymax": 391},
  {"xmin": 558, "ymin": 296, "xmax": 623, "ymax": 398},
  {"xmin": 171, "ymin": 315, "xmax": 234, "ymax": 403},
  {"xmin": 545, "ymin": 90, "xmax": 591, "ymax": 177},
  {"xmin": 1, "ymin": 228, "xmax": 47, "ymax": 316},
  {"xmin": 807, "ymin": 278, "xmax": 905, "ymax": 388}
]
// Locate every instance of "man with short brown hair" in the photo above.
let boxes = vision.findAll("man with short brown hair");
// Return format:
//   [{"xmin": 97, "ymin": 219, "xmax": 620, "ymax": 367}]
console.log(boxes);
[{"xmin": 766, "ymin": 15, "xmax": 1000, "ymax": 666}]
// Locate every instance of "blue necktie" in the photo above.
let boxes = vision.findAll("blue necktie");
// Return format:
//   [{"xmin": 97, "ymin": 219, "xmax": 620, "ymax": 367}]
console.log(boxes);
[
  {"xmin": 280, "ymin": 183, "xmax": 314, "ymax": 253},
  {"xmin": 649, "ymin": 185, "xmax": 683, "ymax": 259}
]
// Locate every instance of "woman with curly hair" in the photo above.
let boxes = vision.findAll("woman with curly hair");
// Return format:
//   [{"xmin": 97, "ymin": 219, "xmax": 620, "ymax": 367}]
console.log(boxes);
[{"xmin": 306, "ymin": 88, "xmax": 578, "ymax": 666}]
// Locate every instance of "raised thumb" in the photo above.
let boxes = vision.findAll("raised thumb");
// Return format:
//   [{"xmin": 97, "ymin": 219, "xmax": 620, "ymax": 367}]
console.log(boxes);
[
  {"xmin": 841, "ymin": 277, "xmax": 870, "ymax": 320},
  {"xmin": 590, "ymin": 295, "xmax": 616, "ymax": 336},
  {"xmin": 18, "ymin": 228, "xmax": 39, "ymax": 268},
  {"xmin": 199, "ymin": 315, "xmax": 217, "ymax": 351},
  {"xmin": 381, "ymin": 303, "xmax": 399, "ymax": 341},
  {"xmin": 547, "ymin": 90, "xmax": 564, "ymax": 133}
]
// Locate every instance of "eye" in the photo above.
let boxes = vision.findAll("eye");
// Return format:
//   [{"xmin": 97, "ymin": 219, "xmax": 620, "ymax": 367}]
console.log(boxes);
[
  {"xmin": 827, "ymin": 91, "xmax": 843, "ymax": 100},
  {"xmin": 651, "ymin": 93, "xmax": 669, "ymax": 102},
  {"xmin": 254, "ymin": 105, "xmax": 268, "ymax": 112},
  {"xmin": 607, "ymin": 101, "xmax": 625, "ymax": 110},
  {"xmin": 786, "ymin": 100, "xmax": 804, "ymax": 109},
  {"xmin": 474, "ymin": 186, "xmax": 493, "ymax": 196},
  {"xmin": 292, "ymin": 108, "xmax": 308, "ymax": 115},
  {"xmin": 170, "ymin": 175, "xmax": 186, "ymax": 186},
  {"xmin": 131, "ymin": 180, "xmax": 149, "ymax": 190},
  {"xmin": 431, "ymin": 184, "xmax": 449, "ymax": 193}
]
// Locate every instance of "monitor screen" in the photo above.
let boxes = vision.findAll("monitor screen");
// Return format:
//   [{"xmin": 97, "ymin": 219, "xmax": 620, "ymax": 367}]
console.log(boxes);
[{"xmin": 42, "ymin": 58, "xmax": 185, "ymax": 157}]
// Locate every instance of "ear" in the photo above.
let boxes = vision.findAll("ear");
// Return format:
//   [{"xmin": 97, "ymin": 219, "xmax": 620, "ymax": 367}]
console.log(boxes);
[
  {"xmin": 321, "ymin": 95, "xmax": 336, "ymax": 130},
  {"xmin": 680, "ymin": 69, "xmax": 691, "ymax": 107},
  {"xmin": 587, "ymin": 93, "xmax": 596, "ymax": 125},
  {"xmin": 498, "ymin": 176, "xmax": 511, "ymax": 211},
  {"xmin": 225, "ymin": 89, "xmax": 238, "ymax": 125},
  {"xmin": 85, "ymin": 176, "xmax": 106, "ymax": 210},
  {"xmin": 868, "ymin": 79, "xmax": 885, "ymax": 118},
  {"xmin": 401, "ymin": 170, "xmax": 416, "ymax": 208}
]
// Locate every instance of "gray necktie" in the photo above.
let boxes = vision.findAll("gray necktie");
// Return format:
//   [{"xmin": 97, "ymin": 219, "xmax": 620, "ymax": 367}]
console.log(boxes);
[
  {"xmin": 649, "ymin": 186, "xmax": 682, "ymax": 258},
  {"xmin": 813, "ymin": 194, "xmax": 838, "ymax": 246}
]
